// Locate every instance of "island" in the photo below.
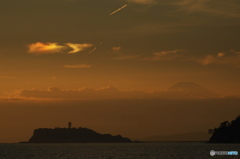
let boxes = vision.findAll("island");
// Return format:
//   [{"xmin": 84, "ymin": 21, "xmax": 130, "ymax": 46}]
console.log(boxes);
[
  {"xmin": 27, "ymin": 122, "xmax": 132, "ymax": 143},
  {"xmin": 208, "ymin": 115, "xmax": 240, "ymax": 143}
]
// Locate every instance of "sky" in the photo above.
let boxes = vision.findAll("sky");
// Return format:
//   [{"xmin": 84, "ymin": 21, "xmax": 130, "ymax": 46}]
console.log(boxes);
[{"xmin": 0, "ymin": 0, "xmax": 240, "ymax": 142}]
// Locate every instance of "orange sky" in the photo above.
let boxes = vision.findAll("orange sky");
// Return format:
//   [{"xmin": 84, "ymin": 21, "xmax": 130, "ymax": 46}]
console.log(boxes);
[{"xmin": 0, "ymin": 0, "xmax": 240, "ymax": 142}]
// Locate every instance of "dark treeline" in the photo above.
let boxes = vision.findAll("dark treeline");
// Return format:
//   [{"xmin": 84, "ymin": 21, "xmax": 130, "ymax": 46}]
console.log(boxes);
[{"xmin": 208, "ymin": 115, "xmax": 240, "ymax": 143}]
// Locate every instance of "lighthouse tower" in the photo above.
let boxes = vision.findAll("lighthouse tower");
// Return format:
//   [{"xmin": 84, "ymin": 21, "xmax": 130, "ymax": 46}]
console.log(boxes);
[{"xmin": 68, "ymin": 122, "xmax": 72, "ymax": 129}]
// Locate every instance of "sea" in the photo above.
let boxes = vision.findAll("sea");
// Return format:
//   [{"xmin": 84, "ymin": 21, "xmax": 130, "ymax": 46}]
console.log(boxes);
[{"xmin": 0, "ymin": 142, "xmax": 239, "ymax": 159}]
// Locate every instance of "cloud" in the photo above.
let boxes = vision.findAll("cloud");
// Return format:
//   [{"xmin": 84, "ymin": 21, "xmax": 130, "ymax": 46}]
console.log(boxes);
[
  {"xmin": 171, "ymin": 0, "xmax": 240, "ymax": 17},
  {"xmin": 126, "ymin": 0, "xmax": 157, "ymax": 5},
  {"xmin": 231, "ymin": 50, "xmax": 240, "ymax": 55},
  {"xmin": 141, "ymin": 49, "xmax": 240, "ymax": 67},
  {"xmin": 0, "ymin": 97, "xmax": 24, "ymax": 102},
  {"xmin": 0, "ymin": 76, "xmax": 16, "ymax": 79},
  {"xmin": 200, "ymin": 55, "xmax": 216, "ymax": 65},
  {"xmin": 196, "ymin": 50, "xmax": 240, "ymax": 67},
  {"xmin": 109, "ymin": 4, "xmax": 128, "ymax": 16},
  {"xmin": 28, "ymin": 42, "xmax": 94, "ymax": 54},
  {"xmin": 145, "ymin": 50, "xmax": 183, "ymax": 61},
  {"xmin": 172, "ymin": 0, "xmax": 209, "ymax": 11},
  {"xmin": 217, "ymin": 52, "xmax": 225, "ymax": 58},
  {"xmin": 65, "ymin": 43, "xmax": 93, "ymax": 54},
  {"xmin": 15, "ymin": 82, "xmax": 221, "ymax": 100},
  {"xmin": 28, "ymin": 42, "xmax": 65, "ymax": 54},
  {"xmin": 63, "ymin": 64, "xmax": 92, "ymax": 68},
  {"xmin": 18, "ymin": 86, "xmax": 151, "ymax": 100},
  {"xmin": 143, "ymin": 49, "xmax": 240, "ymax": 67},
  {"xmin": 111, "ymin": 46, "xmax": 140, "ymax": 60},
  {"xmin": 112, "ymin": 47, "xmax": 122, "ymax": 52}
]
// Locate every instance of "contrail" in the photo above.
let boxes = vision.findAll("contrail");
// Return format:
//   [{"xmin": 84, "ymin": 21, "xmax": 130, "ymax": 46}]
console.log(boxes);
[
  {"xmin": 88, "ymin": 41, "xmax": 103, "ymax": 54},
  {"xmin": 88, "ymin": 47, "xmax": 97, "ymax": 54},
  {"xmin": 109, "ymin": 4, "xmax": 128, "ymax": 16}
]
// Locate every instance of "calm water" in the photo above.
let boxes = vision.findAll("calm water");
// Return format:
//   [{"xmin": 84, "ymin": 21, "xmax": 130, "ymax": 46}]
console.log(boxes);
[{"xmin": 0, "ymin": 142, "xmax": 239, "ymax": 159}]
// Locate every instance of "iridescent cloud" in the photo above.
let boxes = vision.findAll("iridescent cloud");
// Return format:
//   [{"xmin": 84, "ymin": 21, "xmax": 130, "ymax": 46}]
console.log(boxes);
[
  {"xmin": 65, "ymin": 43, "xmax": 93, "ymax": 54},
  {"xmin": 28, "ymin": 42, "xmax": 65, "ymax": 54},
  {"xmin": 145, "ymin": 50, "xmax": 182, "ymax": 61},
  {"xmin": 28, "ymin": 42, "xmax": 93, "ymax": 54}
]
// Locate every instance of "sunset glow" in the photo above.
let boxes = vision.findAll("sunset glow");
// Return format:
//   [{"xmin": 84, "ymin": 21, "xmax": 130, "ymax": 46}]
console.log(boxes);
[{"xmin": 0, "ymin": 0, "xmax": 240, "ymax": 143}]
